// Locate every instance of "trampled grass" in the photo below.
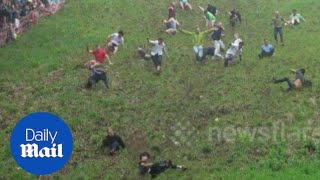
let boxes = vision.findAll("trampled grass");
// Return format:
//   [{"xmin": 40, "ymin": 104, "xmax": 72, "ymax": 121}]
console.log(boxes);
[{"xmin": 0, "ymin": 0, "xmax": 320, "ymax": 179}]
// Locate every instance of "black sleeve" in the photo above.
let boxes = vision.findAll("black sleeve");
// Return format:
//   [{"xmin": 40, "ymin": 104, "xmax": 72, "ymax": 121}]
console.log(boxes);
[
  {"xmin": 102, "ymin": 136, "xmax": 111, "ymax": 148},
  {"xmin": 116, "ymin": 135, "xmax": 126, "ymax": 148}
]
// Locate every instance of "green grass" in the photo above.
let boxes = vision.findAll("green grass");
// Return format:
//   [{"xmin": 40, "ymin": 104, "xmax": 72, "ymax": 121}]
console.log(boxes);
[{"xmin": 1, "ymin": 0, "xmax": 320, "ymax": 179}]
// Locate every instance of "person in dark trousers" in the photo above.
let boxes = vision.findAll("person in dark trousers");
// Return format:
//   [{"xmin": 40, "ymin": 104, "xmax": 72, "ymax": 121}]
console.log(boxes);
[
  {"xmin": 273, "ymin": 69, "xmax": 311, "ymax": 92},
  {"xmin": 102, "ymin": 128, "xmax": 125, "ymax": 155},
  {"xmin": 258, "ymin": 39, "xmax": 274, "ymax": 59},
  {"xmin": 138, "ymin": 152, "xmax": 187, "ymax": 178},
  {"xmin": 85, "ymin": 65, "xmax": 109, "ymax": 89},
  {"xmin": 272, "ymin": 11, "xmax": 285, "ymax": 45},
  {"xmin": 200, "ymin": 46, "xmax": 216, "ymax": 61},
  {"xmin": 229, "ymin": 8, "xmax": 241, "ymax": 27},
  {"xmin": 148, "ymin": 37, "xmax": 168, "ymax": 73}
]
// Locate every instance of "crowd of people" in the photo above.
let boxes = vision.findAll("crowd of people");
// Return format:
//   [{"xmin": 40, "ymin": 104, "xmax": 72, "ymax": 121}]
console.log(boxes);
[
  {"xmin": 88, "ymin": 1, "xmax": 312, "ymax": 178},
  {"xmin": 0, "ymin": 0, "xmax": 312, "ymax": 178},
  {"xmin": 0, "ymin": 0, "xmax": 64, "ymax": 46}
]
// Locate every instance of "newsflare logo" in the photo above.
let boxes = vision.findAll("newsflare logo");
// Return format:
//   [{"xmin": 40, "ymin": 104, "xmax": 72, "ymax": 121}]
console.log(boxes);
[{"xmin": 10, "ymin": 112, "xmax": 73, "ymax": 175}]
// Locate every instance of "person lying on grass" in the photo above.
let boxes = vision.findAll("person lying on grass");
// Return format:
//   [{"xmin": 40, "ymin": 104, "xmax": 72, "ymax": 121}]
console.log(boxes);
[
  {"xmin": 178, "ymin": 25, "xmax": 214, "ymax": 62},
  {"xmin": 179, "ymin": 0, "xmax": 192, "ymax": 10},
  {"xmin": 84, "ymin": 45, "xmax": 112, "ymax": 69},
  {"xmin": 273, "ymin": 68, "xmax": 312, "ymax": 92},
  {"xmin": 138, "ymin": 152, "xmax": 187, "ymax": 178},
  {"xmin": 85, "ymin": 65, "xmax": 109, "ymax": 90},
  {"xmin": 258, "ymin": 39, "xmax": 274, "ymax": 59},
  {"xmin": 224, "ymin": 33, "xmax": 244, "ymax": 67},
  {"xmin": 163, "ymin": 17, "xmax": 180, "ymax": 36},
  {"xmin": 148, "ymin": 37, "xmax": 169, "ymax": 73},
  {"xmin": 101, "ymin": 128, "xmax": 125, "ymax": 155},
  {"xmin": 105, "ymin": 30, "xmax": 124, "ymax": 55}
]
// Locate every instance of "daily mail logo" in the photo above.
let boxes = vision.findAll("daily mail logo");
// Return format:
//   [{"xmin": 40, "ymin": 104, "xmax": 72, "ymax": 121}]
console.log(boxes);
[
  {"xmin": 10, "ymin": 112, "xmax": 73, "ymax": 175},
  {"xmin": 21, "ymin": 129, "xmax": 63, "ymax": 158}
]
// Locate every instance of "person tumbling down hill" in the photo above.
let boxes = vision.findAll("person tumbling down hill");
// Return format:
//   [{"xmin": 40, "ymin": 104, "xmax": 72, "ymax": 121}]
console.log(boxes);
[
  {"xmin": 224, "ymin": 33, "xmax": 244, "ymax": 67},
  {"xmin": 105, "ymin": 30, "xmax": 124, "ymax": 55},
  {"xmin": 138, "ymin": 152, "xmax": 187, "ymax": 178},
  {"xmin": 84, "ymin": 45, "xmax": 112, "ymax": 69},
  {"xmin": 179, "ymin": 0, "xmax": 192, "ymax": 10},
  {"xmin": 273, "ymin": 69, "xmax": 312, "ymax": 92},
  {"xmin": 163, "ymin": 17, "xmax": 180, "ymax": 36},
  {"xmin": 85, "ymin": 65, "xmax": 109, "ymax": 90},
  {"xmin": 148, "ymin": 38, "xmax": 169, "ymax": 73},
  {"xmin": 286, "ymin": 9, "xmax": 306, "ymax": 26},
  {"xmin": 179, "ymin": 25, "xmax": 213, "ymax": 62},
  {"xmin": 258, "ymin": 39, "xmax": 274, "ymax": 59},
  {"xmin": 101, "ymin": 128, "xmax": 125, "ymax": 155}
]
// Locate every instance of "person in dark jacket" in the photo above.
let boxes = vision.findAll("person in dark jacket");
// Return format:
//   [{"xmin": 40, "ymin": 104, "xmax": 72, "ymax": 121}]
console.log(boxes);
[
  {"xmin": 102, "ymin": 128, "xmax": 125, "ymax": 155},
  {"xmin": 273, "ymin": 68, "xmax": 312, "ymax": 92},
  {"xmin": 85, "ymin": 65, "xmax": 109, "ymax": 89},
  {"xmin": 138, "ymin": 152, "xmax": 187, "ymax": 178}
]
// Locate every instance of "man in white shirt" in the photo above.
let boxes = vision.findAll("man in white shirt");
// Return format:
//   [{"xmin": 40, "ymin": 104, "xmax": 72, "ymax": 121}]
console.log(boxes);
[
  {"xmin": 148, "ymin": 38, "xmax": 169, "ymax": 73},
  {"xmin": 224, "ymin": 33, "xmax": 244, "ymax": 67},
  {"xmin": 106, "ymin": 30, "xmax": 124, "ymax": 55},
  {"xmin": 288, "ymin": 9, "xmax": 305, "ymax": 25}
]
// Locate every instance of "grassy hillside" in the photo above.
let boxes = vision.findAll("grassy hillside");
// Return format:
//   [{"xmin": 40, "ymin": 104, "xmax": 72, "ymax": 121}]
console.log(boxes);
[{"xmin": 1, "ymin": 0, "xmax": 320, "ymax": 179}]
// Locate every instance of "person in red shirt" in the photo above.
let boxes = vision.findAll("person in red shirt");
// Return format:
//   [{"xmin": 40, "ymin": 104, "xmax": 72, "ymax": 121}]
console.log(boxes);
[{"xmin": 84, "ymin": 45, "xmax": 112, "ymax": 69}]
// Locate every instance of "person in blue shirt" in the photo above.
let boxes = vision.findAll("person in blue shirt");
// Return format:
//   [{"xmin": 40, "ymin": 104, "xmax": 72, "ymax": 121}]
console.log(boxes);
[{"xmin": 258, "ymin": 39, "xmax": 274, "ymax": 59}]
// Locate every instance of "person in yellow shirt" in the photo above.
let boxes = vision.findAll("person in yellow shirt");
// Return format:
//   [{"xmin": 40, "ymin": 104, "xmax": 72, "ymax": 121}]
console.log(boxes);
[{"xmin": 179, "ymin": 25, "xmax": 213, "ymax": 61}]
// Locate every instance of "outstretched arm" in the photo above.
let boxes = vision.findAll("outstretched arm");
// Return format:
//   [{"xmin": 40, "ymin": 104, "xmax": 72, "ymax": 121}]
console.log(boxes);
[
  {"xmin": 178, "ymin": 29, "xmax": 193, "ymax": 35},
  {"xmin": 300, "ymin": 14, "xmax": 306, "ymax": 21},
  {"xmin": 198, "ymin": 6, "xmax": 205, "ymax": 12}
]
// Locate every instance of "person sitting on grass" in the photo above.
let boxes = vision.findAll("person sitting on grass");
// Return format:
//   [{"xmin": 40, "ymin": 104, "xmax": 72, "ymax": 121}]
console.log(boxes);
[
  {"xmin": 85, "ymin": 65, "xmax": 109, "ymax": 90},
  {"xmin": 101, "ymin": 128, "xmax": 125, "ymax": 155},
  {"xmin": 179, "ymin": 0, "xmax": 192, "ymax": 10},
  {"xmin": 148, "ymin": 37, "xmax": 169, "ymax": 73},
  {"xmin": 258, "ymin": 39, "xmax": 274, "ymax": 59},
  {"xmin": 199, "ymin": 6, "xmax": 215, "ymax": 29},
  {"xmin": 179, "ymin": 25, "xmax": 214, "ymax": 62},
  {"xmin": 273, "ymin": 68, "xmax": 312, "ymax": 92},
  {"xmin": 286, "ymin": 9, "xmax": 306, "ymax": 26},
  {"xmin": 163, "ymin": 17, "xmax": 180, "ymax": 36},
  {"xmin": 224, "ymin": 33, "xmax": 244, "ymax": 67},
  {"xmin": 84, "ymin": 45, "xmax": 112, "ymax": 69},
  {"xmin": 105, "ymin": 30, "xmax": 124, "ymax": 55},
  {"xmin": 138, "ymin": 152, "xmax": 187, "ymax": 178}
]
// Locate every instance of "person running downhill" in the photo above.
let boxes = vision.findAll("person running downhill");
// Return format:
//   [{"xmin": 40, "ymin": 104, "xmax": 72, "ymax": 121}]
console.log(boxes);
[
  {"xmin": 148, "ymin": 38, "xmax": 169, "ymax": 73},
  {"xmin": 179, "ymin": 25, "xmax": 214, "ymax": 61},
  {"xmin": 105, "ymin": 30, "xmax": 124, "ymax": 55},
  {"xmin": 84, "ymin": 45, "xmax": 112, "ymax": 69},
  {"xmin": 211, "ymin": 22, "xmax": 225, "ymax": 60},
  {"xmin": 85, "ymin": 65, "xmax": 109, "ymax": 90},
  {"xmin": 224, "ymin": 33, "xmax": 244, "ymax": 67},
  {"xmin": 199, "ymin": 6, "xmax": 215, "ymax": 29},
  {"xmin": 272, "ymin": 11, "xmax": 285, "ymax": 45}
]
